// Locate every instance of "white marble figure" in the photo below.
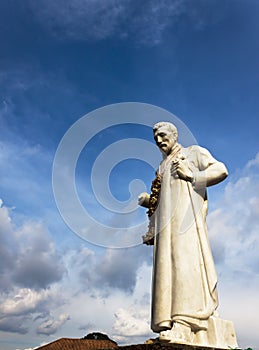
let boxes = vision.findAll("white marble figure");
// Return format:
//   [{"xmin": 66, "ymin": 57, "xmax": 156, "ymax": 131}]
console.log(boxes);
[{"xmin": 138, "ymin": 122, "xmax": 238, "ymax": 348}]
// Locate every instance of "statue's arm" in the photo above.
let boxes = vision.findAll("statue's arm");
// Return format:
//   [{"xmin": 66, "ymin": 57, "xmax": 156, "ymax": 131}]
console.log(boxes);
[
  {"xmin": 173, "ymin": 146, "xmax": 228, "ymax": 189},
  {"xmin": 202, "ymin": 161, "xmax": 228, "ymax": 187},
  {"xmin": 138, "ymin": 192, "xmax": 154, "ymax": 246},
  {"xmin": 192, "ymin": 146, "xmax": 228, "ymax": 189}
]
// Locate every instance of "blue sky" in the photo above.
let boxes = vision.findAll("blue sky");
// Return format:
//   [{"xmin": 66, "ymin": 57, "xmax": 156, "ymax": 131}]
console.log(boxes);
[{"xmin": 0, "ymin": 1, "xmax": 259, "ymax": 349}]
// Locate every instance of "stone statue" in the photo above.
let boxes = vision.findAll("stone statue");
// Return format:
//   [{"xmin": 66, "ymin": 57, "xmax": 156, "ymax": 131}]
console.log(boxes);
[{"xmin": 138, "ymin": 122, "xmax": 238, "ymax": 348}]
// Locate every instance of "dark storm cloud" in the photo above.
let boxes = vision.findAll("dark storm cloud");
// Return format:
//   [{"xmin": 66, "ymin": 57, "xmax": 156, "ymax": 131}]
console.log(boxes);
[
  {"xmin": 0, "ymin": 203, "xmax": 66, "ymax": 291},
  {"xmin": 80, "ymin": 244, "xmax": 152, "ymax": 294},
  {"xmin": 13, "ymin": 254, "xmax": 65, "ymax": 290},
  {"xmin": 0, "ymin": 208, "xmax": 17, "ymax": 292},
  {"xmin": 12, "ymin": 223, "xmax": 65, "ymax": 289},
  {"xmin": 0, "ymin": 316, "xmax": 28, "ymax": 334},
  {"xmin": 0, "ymin": 243, "xmax": 16, "ymax": 292},
  {"xmin": 0, "ymin": 202, "xmax": 65, "ymax": 291}
]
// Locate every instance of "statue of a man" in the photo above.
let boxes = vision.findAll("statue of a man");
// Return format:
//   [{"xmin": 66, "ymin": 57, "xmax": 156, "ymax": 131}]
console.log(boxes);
[{"xmin": 138, "ymin": 122, "xmax": 238, "ymax": 347}]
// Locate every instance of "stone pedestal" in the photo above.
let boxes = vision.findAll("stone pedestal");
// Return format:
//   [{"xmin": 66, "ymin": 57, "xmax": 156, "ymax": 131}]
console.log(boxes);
[
  {"xmin": 116, "ymin": 340, "xmax": 238, "ymax": 350},
  {"xmin": 156, "ymin": 317, "xmax": 238, "ymax": 348},
  {"xmin": 191, "ymin": 317, "xmax": 238, "ymax": 348}
]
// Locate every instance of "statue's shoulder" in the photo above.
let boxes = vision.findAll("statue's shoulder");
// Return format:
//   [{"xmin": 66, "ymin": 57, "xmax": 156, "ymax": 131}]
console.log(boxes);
[
  {"xmin": 182, "ymin": 145, "xmax": 214, "ymax": 169},
  {"xmin": 182, "ymin": 145, "xmax": 209, "ymax": 157}
]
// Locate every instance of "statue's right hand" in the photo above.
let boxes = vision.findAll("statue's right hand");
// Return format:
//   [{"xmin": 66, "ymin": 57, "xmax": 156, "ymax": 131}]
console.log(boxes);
[
  {"xmin": 138, "ymin": 192, "xmax": 150, "ymax": 208},
  {"xmin": 171, "ymin": 159, "xmax": 193, "ymax": 182}
]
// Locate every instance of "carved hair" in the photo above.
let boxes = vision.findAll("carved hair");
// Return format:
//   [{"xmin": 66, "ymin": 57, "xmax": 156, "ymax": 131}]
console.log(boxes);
[{"xmin": 153, "ymin": 122, "xmax": 178, "ymax": 141}]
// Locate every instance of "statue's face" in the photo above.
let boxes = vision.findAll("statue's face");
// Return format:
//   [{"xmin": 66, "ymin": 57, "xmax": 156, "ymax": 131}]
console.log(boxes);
[{"xmin": 154, "ymin": 127, "xmax": 176, "ymax": 155}]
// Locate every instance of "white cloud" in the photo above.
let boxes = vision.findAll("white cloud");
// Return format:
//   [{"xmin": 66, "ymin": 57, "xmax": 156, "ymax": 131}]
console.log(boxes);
[
  {"xmin": 111, "ymin": 262, "xmax": 153, "ymax": 343},
  {"xmin": 52, "ymin": 257, "xmax": 153, "ymax": 344},
  {"xmin": 0, "ymin": 200, "xmax": 66, "ymax": 339},
  {"xmin": 0, "ymin": 199, "xmax": 13, "ymax": 236},
  {"xmin": 246, "ymin": 151, "xmax": 259, "ymax": 168},
  {"xmin": 0, "ymin": 289, "xmax": 50, "ymax": 317},
  {"xmin": 37, "ymin": 313, "xmax": 70, "ymax": 335},
  {"xmin": 0, "ymin": 203, "xmax": 65, "ymax": 291},
  {"xmin": 0, "ymin": 287, "xmax": 53, "ymax": 335},
  {"xmin": 113, "ymin": 307, "xmax": 150, "ymax": 337},
  {"xmin": 12, "ymin": 222, "xmax": 65, "ymax": 290},
  {"xmin": 208, "ymin": 155, "xmax": 259, "ymax": 272},
  {"xmin": 207, "ymin": 151, "xmax": 259, "ymax": 349},
  {"xmin": 0, "ymin": 194, "xmax": 152, "ymax": 344}
]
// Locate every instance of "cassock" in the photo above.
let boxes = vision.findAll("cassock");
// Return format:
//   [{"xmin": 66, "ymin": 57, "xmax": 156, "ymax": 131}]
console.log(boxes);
[{"xmin": 151, "ymin": 144, "xmax": 227, "ymax": 333}]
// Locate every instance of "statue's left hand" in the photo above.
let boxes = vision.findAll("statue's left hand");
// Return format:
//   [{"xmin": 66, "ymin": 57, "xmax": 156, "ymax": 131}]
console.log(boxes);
[{"xmin": 171, "ymin": 159, "xmax": 193, "ymax": 182}]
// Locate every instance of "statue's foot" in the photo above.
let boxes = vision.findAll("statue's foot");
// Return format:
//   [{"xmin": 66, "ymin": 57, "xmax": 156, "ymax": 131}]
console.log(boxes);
[{"xmin": 159, "ymin": 322, "xmax": 192, "ymax": 344}]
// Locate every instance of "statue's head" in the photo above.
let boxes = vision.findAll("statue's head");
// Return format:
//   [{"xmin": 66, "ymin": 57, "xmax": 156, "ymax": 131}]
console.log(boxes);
[{"xmin": 153, "ymin": 122, "xmax": 178, "ymax": 155}]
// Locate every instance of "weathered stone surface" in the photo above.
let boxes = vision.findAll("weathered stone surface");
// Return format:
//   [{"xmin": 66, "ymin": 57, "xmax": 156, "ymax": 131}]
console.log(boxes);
[{"xmin": 138, "ymin": 122, "xmax": 238, "ymax": 347}]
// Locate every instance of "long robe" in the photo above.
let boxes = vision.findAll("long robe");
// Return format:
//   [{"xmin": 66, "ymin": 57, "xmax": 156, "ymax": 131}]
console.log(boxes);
[{"xmin": 151, "ymin": 145, "xmax": 227, "ymax": 333}]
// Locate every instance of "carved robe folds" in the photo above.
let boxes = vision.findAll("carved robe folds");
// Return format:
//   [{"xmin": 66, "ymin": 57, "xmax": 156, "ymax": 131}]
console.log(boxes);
[{"xmin": 151, "ymin": 145, "xmax": 238, "ymax": 348}]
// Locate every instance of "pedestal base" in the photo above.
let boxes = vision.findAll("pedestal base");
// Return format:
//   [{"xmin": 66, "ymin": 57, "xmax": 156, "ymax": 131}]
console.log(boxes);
[
  {"xmin": 192, "ymin": 317, "xmax": 238, "ymax": 348},
  {"xmin": 158, "ymin": 317, "xmax": 238, "ymax": 349}
]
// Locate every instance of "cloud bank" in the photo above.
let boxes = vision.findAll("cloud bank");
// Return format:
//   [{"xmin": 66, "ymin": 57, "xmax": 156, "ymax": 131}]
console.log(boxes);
[
  {"xmin": 0, "ymin": 202, "xmax": 67, "ymax": 336},
  {"xmin": 1, "ymin": 150, "xmax": 259, "ymax": 348}
]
